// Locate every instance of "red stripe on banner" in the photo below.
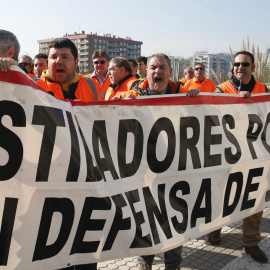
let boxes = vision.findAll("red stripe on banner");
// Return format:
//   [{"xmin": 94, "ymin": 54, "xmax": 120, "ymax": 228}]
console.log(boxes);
[
  {"xmin": 0, "ymin": 70, "xmax": 44, "ymax": 90},
  {"xmin": 69, "ymin": 93, "xmax": 270, "ymax": 107}
]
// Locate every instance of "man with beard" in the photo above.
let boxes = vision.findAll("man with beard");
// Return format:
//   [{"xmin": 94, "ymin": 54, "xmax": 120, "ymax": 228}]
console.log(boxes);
[
  {"xmin": 36, "ymin": 38, "xmax": 97, "ymax": 102},
  {"xmin": 209, "ymin": 51, "xmax": 268, "ymax": 264}
]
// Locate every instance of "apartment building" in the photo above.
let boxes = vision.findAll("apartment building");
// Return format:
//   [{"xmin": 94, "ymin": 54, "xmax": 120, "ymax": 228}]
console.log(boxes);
[{"xmin": 37, "ymin": 31, "xmax": 143, "ymax": 74}]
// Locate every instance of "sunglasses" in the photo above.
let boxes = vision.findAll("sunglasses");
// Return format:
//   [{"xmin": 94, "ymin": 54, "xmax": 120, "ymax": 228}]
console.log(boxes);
[
  {"xmin": 194, "ymin": 67, "xmax": 204, "ymax": 71},
  {"xmin": 21, "ymin": 62, "xmax": 32, "ymax": 66},
  {"xmin": 233, "ymin": 62, "xmax": 251, "ymax": 67},
  {"xmin": 93, "ymin": 60, "xmax": 106, "ymax": 65}
]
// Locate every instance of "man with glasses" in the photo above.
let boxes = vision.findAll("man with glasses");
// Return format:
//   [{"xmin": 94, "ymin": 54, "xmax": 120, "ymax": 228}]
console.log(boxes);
[
  {"xmin": 19, "ymin": 55, "xmax": 34, "ymax": 78},
  {"xmin": 179, "ymin": 67, "xmax": 194, "ymax": 86},
  {"xmin": 183, "ymin": 63, "xmax": 215, "ymax": 92},
  {"xmin": 209, "ymin": 51, "xmax": 268, "ymax": 263},
  {"xmin": 86, "ymin": 49, "xmax": 111, "ymax": 100},
  {"xmin": 215, "ymin": 50, "xmax": 268, "ymax": 95},
  {"xmin": 0, "ymin": 29, "xmax": 20, "ymax": 72}
]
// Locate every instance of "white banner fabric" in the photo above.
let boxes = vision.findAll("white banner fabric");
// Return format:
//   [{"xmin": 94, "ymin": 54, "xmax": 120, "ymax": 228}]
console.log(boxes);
[{"xmin": 0, "ymin": 67, "xmax": 270, "ymax": 269}]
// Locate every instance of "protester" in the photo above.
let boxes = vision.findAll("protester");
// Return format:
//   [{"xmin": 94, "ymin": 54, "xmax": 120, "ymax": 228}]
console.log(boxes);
[
  {"xmin": 124, "ymin": 53, "xmax": 199, "ymax": 270},
  {"xmin": 19, "ymin": 55, "xmax": 34, "ymax": 78},
  {"xmin": 183, "ymin": 63, "xmax": 215, "ymax": 92},
  {"xmin": 179, "ymin": 67, "xmax": 194, "ymax": 86},
  {"xmin": 37, "ymin": 38, "xmax": 98, "ymax": 270},
  {"xmin": 0, "ymin": 29, "xmax": 20, "ymax": 72},
  {"xmin": 136, "ymin": 56, "xmax": 147, "ymax": 80},
  {"xmin": 36, "ymin": 38, "xmax": 97, "ymax": 102},
  {"xmin": 85, "ymin": 49, "xmax": 111, "ymax": 100},
  {"xmin": 128, "ymin": 59, "xmax": 140, "ymax": 79},
  {"xmin": 209, "ymin": 50, "xmax": 268, "ymax": 264},
  {"xmin": 104, "ymin": 57, "xmax": 138, "ymax": 100},
  {"xmin": 33, "ymin": 53, "xmax": 48, "ymax": 79}
]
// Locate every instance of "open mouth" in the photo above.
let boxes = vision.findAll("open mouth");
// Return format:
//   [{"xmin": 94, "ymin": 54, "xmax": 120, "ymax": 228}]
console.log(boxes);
[
  {"xmin": 56, "ymin": 68, "xmax": 65, "ymax": 74},
  {"xmin": 154, "ymin": 76, "xmax": 163, "ymax": 84}
]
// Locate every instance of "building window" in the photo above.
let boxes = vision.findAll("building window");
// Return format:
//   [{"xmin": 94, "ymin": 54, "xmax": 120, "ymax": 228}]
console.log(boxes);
[
  {"xmin": 103, "ymin": 45, "xmax": 105, "ymax": 49},
  {"xmin": 99, "ymin": 40, "xmax": 102, "ymax": 43},
  {"xmin": 94, "ymin": 45, "xmax": 97, "ymax": 49},
  {"xmin": 99, "ymin": 45, "xmax": 102, "ymax": 48},
  {"xmin": 94, "ymin": 39, "xmax": 97, "ymax": 43},
  {"xmin": 103, "ymin": 40, "xmax": 105, "ymax": 44}
]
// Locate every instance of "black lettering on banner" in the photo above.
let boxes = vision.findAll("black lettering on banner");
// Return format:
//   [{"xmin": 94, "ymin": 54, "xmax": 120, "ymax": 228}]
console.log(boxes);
[
  {"xmin": 65, "ymin": 112, "xmax": 80, "ymax": 182},
  {"xmin": 261, "ymin": 112, "xmax": 270, "ymax": 153},
  {"xmin": 143, "ymin": 184, "xmax": 172, "ymax": 245},
  {"xmin": 0, "ymin": 198, "xmax": 18, "ymax": 266},
  {"xmin": 191, "ymin": 178, "xmax": 212, "ymax": 228},
  {"xmin": 147, "ymin": 117, "xmax": 175, "ymax": 173},
  {"xmin": 125, "ymin": 189, "xmax": 152, "ymax": 248},
  {"xmin": 33, "ymin": 198, "xmax": 74, "ymax": 261},
  {"xmin": 0, "ymin": 101, "xmax": 26, "ymax": 181},
  {"xmin": 204, "ymin": 116, "xmax": 222, "ymax": 167},
  {"xmin": 103, "ymin": 194, "xmax": 131, "ymax": 251},
  {"xmin": 118, "ymin": 119, "xmax": 144, "ymax": 178},
  {"xmin": 247, "ymin": 114, "xmax": 263, "ymax": 159},
  {"xmin": 223, "ymin": 172, "xmax": 243, "ymax": 217},
  {"xmin": 222, "ymin": 115, "xmax": 242, "ymax": 164},
  {"xmin": 169, "ymin": 181, "xmax": 189, "ymax": 234},
  {"xmin": 92, "ymin": 121, "xmax": 119, "ymax": 180},
  {"xmin": 179, "ymin": 116, "xmax": 201, "ymax": 171},
  {"xmin": 71, "ymin": 197, "xmax": 111, "ymax": 254},
  {"xmin": 32, "ymin": 106, "xmax": 65, "ymax": 182},
  {"xmin": 75, "ymin": 117, "xmax": 103, "ymax": 182},
  {"xmin": 241, "ymin": 167, "xmax": 264, "ymax": 211}
]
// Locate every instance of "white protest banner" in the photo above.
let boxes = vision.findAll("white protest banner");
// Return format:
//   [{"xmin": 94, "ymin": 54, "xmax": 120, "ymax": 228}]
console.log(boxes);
[{"xmin": 0, "ymin": 67, "xmax": 270, "ymax": 269}]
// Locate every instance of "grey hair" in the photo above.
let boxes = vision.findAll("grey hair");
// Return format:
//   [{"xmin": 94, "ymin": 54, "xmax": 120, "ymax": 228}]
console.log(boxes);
[
  {"xmin": 19, "ymin": 55, "xmax": 33, "ymax": 63},
  {"xmin": 184, "ymin": 67, "xmax": 193, "ymax": 73},
  {"xmin": 147, "ymin": 53, "xmax": 171, "ymax": 68},
  {"xmin": 110, "ymin": 57, "xmax": 132, "ymax": 73},
  {"xmin": 0, "ymin": 29, "xmax": 20, "ymax": 61}
]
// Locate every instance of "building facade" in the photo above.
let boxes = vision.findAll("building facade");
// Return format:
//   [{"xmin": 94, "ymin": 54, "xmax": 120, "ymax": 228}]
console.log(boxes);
[
  {"xmin": 37, "ymin": 31, "xmax": 143, "ymax": 74},
  {"xmin": 191, "ymin": 52, "xmax": 230, "ymax": 84}
]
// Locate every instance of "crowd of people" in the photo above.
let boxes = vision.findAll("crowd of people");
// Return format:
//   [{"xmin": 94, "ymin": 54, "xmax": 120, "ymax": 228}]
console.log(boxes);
[{"xmin": 0, "ymin": 29, "xmax": 269, "ymax": 270}]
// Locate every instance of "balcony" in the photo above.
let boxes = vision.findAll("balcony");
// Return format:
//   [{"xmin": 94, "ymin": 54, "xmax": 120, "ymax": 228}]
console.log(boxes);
[{"xmin": 80, "ymin": 40, "xmax": 89, "ymax": 44}]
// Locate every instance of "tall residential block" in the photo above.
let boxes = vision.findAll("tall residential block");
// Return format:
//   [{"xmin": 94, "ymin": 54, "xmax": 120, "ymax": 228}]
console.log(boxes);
[{"xmin": 37, "ymin": 31, "xmax": 143, "ymax": 74}]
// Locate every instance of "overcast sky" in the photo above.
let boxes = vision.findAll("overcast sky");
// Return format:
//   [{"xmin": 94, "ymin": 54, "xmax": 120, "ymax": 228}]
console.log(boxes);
[{"xmin": 1, "ymin": 0, "xmax": 269, "ymax": 59}]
